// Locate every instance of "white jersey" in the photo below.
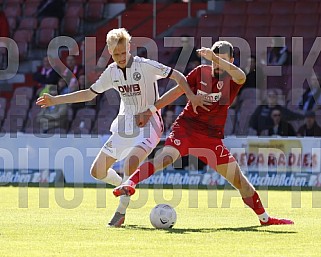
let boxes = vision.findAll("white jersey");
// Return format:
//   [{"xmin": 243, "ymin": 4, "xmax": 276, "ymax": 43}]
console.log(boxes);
[{"xmin": 90, "ymin": 56, "xmax": 172, "ymax": 133}]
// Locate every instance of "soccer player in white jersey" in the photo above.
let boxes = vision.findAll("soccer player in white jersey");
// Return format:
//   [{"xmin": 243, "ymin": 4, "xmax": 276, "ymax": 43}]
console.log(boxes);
[{"xmin": 36, "ymin": 28, "xmax": 209, "ymax": 227}]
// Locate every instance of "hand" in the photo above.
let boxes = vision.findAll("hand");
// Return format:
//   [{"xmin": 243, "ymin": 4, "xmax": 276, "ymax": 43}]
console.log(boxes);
[
  {"xmin": 35, "ymin": 93, "xmax": 55, "ymax": 108},
  {"xmin": 196, "ymin": 47, "xmax": 216, "ymax": 62},
  {"xmin": 189, "ymin": 94, "xmax": 212, "ymax": 114},
  {"xmin": 135, "ymin": 109, "xmax": 153, "ymax": 127}
]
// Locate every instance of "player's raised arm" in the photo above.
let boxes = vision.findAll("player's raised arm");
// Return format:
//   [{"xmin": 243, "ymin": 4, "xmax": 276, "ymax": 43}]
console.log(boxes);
[
  {"xmin": 197, "ymin": 47, "xmax": 246, "ymax": 85},
  {"xmin": 36, "ymin": 88, "xmax": 97, "ymax": 108}
]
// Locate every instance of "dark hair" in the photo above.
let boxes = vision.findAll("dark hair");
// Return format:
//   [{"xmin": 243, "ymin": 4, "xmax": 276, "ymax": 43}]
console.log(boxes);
[{"xmin": 211, "ymin": 41, "xmax": 234, "ymax": 58}]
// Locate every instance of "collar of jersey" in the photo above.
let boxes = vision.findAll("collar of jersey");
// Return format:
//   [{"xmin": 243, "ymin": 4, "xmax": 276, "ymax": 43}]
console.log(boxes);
[{"xmin": 117, "ymin": 55, "xmax": 134, "ymax": 69}]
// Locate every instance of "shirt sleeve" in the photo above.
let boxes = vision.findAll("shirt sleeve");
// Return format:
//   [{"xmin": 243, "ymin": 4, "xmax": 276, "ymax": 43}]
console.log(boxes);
[
  {"xmin": 90, "ymin": 66, "xmax": 113, "ymax": 94},
  {"xmin": 144, "ymin": 59, "xmax": 172, "ymax": 80}
]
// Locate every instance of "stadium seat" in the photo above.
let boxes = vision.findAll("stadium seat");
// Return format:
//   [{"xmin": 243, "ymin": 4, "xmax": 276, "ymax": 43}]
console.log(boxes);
[
  {"xmin": 7, "ymin": 17, "xmax": 17, "ymax": 34},
  {"xmin": 245, "ymin": 26, "xmax": 269, "ymax": 39},
  {"xmin": 4, "ymin": 4, "xmax": 21, "ymax": 18},
  {"xmin": 270, "ymin": 14, "xmax": 295, "ymax": 27},
  {"xmin": 13, "ymin": 86, "xmax": 34, "ymax": 101},
  {"xmin": 224, "ymin": 108, "xmax": 235, "ymax": 136},
  {"xmin": 23, "ymin": 3, "xmax": 39, "ymax": 17},
  {"xmin": 294, "ymin": 2, "xmax": 319, "ymax": 14},
  {"xmin": 222, "ymin": 2, "xmax": 247, "ymax": 14},
  {"xmin": 8, "ymin": 0, "xmax": 24, "ymax": 3},
  {"xmin": 246, "ymin": 15, "xmax": 270, "ymax": 28},
  {"xmin": 293, "ymin": 26, "xmax": 317, "ymax": 38},
  {"xmin": 18, "ymin": 17, "xmax": 38, "ymax": 30},
  {"xmin": 270, "ymin": 2, "xmax": 295, "ymax": 15},
  {"xmin": 1, "ymin": 116, "xmax": 25, "ymax": 133},
  {"xmin": 171, "ymin": 26, "xmax": 197, "ymax": 38},
  {"xmin": 294, "ymin": 14, "xmax": 319, "ymax": 27},
  {"xmin": 0, "ymin": 97, "xmax": 7, "ymax": 111},
  {"xmin": 39, "ymin": 17, "xmax": 59, "ymax": 30},
  {"xmin": 65, "ymin": 4, "xmax": 84, "ymax": 18},
  {"xmin": 221, "ymin": 27, "xmax": 245, "ymax": 38},
  {"xmin": 46, "ymin": 127, "xmax": 67, "ymax": 135},
  {"xmin": 246, "ymin": 2, "xmax": 271, "ymax": 14},
  {"xmin": 69, "ymin": 117, "xmax": 92, "ymax": 134},
  {"xmin": 37, "ymin": 28, "xmax": 56, "ymax": 48},
  {"xmin": 7, "ymin": 105, "xmax": 28, "ymax": 119},
  {"xmin": 234, "ymin": 99, "xmax": 257, "ymax": 136},
  {"xmin": 13, "ymin": 29, "xmax": 33, "ymax": 43},
  {"xmin": 269, "ymin": 26, "xmax": 293, "ymax": 38},
  {"xmin": 85, "ymin": 2, "xmax": 105, "ymax": 21},
  {"xmin": 222, "ymin": 15, "xmax": 247, "ymax": 27},
  {"xmin": 62, "ymin": 17, "xmax": 81, "ymax": 36},
  {"xmin": 74, "ymin": 107, "xmax": 96, "ymax": 120}
]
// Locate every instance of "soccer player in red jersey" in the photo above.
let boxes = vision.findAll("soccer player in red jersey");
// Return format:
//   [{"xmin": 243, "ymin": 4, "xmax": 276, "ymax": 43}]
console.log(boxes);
[{"xmin": 114, "ymin": 41, "xmax": 294, "ymax": 226}]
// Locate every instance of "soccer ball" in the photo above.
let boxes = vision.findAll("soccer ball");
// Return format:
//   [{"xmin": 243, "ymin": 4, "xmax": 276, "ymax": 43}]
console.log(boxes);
[{"xmin": 149, "ymin": 204, "xmax": 177, "ymax": 229}]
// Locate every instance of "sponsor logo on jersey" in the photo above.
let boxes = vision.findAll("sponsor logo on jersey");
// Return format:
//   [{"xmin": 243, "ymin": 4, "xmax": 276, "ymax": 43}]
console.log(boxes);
[
  {"xmin": 118, "ymin": 84, "xmax": 141, "ymax": 97},
  {"xmin": 197, "ymin": 89, "xmax": 222, "ymax": 103},
  {"xmin": 217, "ymin": 81, "xmax": 224, "ymax": 90},
  {"xmin": 133, "ymin": 72, "xmax": 141, "ymax": 81}
]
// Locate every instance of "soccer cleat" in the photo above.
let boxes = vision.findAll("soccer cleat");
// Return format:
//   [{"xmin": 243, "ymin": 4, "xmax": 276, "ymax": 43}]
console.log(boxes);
[
  {"xmin": 260, "ymin": 217, "xmax": 294, "ymax": 226},
  {"xmin": 113, "ymin": 184, "xmax": 136, "ymax": 197},
  {"xmin": 108, "ymin": 212, "xmax": 125, "ymax": 227}
]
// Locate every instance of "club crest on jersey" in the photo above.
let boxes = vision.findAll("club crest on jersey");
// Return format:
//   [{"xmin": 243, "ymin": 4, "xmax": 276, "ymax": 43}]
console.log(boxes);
[
  {"xmin": 174, "ymin": 139, "xmax": 181, "ymax": 146},
  {"xmin": 133, "ymin": 72, "xmax": 141, "ymax": 81},
  {"xmin": 217, "ymin": 81, "xmax": 224, "ymax": 90}
]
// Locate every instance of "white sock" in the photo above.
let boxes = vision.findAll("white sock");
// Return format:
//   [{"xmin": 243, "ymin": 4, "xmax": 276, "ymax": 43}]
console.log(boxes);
[
  {"xmin": 116, "ymin": 174, "xmax": 131, "ymax": 214},
  {"xmin": 258, "ymin": 212, "xmax": 269, "ymax": 223},
  {"xmin": 99, "ymin": 168, "xmax": 122, "ymax": 186}
]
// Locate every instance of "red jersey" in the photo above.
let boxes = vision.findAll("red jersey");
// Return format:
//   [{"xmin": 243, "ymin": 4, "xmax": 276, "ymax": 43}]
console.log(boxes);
[{"xmin": 175, "ymin": 65, "xmax": 243, "ymax": 138}]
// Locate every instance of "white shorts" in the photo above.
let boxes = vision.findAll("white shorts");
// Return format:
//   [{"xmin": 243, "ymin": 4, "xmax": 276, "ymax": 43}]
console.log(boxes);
[{"xmin": 100, "ymin": 124, "xmax": 162, "ymax": 161}]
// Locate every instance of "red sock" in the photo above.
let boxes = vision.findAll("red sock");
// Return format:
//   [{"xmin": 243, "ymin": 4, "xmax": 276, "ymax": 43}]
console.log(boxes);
[
  {"xmin": 242, "ymin": 191, "xmax": 266, "ymax": 215},
  {"xmin": 129, "ymin": 162, "xmax": 155, "ymax": 185}
]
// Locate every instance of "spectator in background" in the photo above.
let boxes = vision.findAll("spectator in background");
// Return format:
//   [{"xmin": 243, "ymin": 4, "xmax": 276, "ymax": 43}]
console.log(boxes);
[
  {"xmin": 240, "ymin": 55, "xmax": 265, "ymax": 92},
  {"xmin": 299, "ymin": 73, "xmax": 321, "ymax": 112},
  {"xmin": 87, "ymin": 56, "xmax": 109, "ymax": 84},
  {"xmin": 62, "ymin": 56, "xmax": 83, "ymax": 85},
  {"xmin": 249, "ymin": 89, "xmax": 303, "ymax": 135},
  {"xmin": 297, "ymin": 111, "xmax": 321, "ymax": 137},
  {"xmin": 57, "ymin": 77, "xmax": 69, "ymax": 95},
  {"xmin": 267, "ymin": 108, "xmax": 296, "ymax": 136},
  {"xmin": 33, "ymin": 56, "xmax": 60, "ymax": 87},
  {"xmin": 36, "ymin": 84, "xmax": 68, "ymax": 133},
  {"xmin": 266, "ymin": 36, "xmax": 290, "ymax": 66},
  {"xmin": 169, "ymin": 35, "xmax": 200, "ymax": 74},
  {"xmin": 162, "ymin": 108, "xmax": 175, "ymax": 138},
  {"xmin": 37, "ymin": 0, "xmax": 64, "ymax": 21},
  {"xmin": 0, "ymin": 4, "xmax": 9, "ymax": 69}
]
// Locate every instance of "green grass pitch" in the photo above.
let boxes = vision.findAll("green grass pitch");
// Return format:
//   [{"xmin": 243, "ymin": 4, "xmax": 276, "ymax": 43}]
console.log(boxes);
[{"xmin": 0, "ymin": 187, "xmax": 321, "ymax": 257}]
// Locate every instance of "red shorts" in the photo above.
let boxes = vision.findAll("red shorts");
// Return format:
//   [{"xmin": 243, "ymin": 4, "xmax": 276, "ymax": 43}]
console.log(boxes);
[{"xmin": 164, "ymin": 121, "xmax": 235, "ymax": 169}]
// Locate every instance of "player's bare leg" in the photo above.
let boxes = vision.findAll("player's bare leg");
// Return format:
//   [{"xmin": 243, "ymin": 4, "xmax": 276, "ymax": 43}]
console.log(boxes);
[
  {"xmin": 109, "ymin": 146, "xmax": 150, "ymax": 227},
  {"xmin": 90, "ymin": 150, "xmax": 122, "ymax": 187},
  {"xmin": 216, "ymin": 161, "xmax": 294, "ymax": 226},
  {"xmin": 113, "ymin": 146, "xmax": 181, "ymax": 197}
]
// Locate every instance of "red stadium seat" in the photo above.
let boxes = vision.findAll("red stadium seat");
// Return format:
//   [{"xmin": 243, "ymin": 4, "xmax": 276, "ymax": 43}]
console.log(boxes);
[
  {"xmin": 16, "ymin": 41, "xmax": 29, "ymax": 60},
  {"xmin": 293, "ymin": 26, "xmax": 317, "ymax": 38},
  {"xmin": 39, "ymin": 17, "xmax": 59, "ymax": 30},
  {"xmin": 222, "ymin": 2, "xmax": 247, "ymax": 14},
  {"xmin": 294, "ymin": 14, "xmax": 319, "ymax": 27},
  {"xmin": 245, "ymin": 26, "xmax": 269, "ymax": 39},
  {"xmin": 4, "ymin": 4, "xmax": 21, "ymax": 18},
  {"xmin": 62, "ymin": 17, "xmax": 81, "ymax": 36},
  {"xmin": 171, "ymin": 26, "xmax": 197, "ymax": 38},
  {"xmin": 37, "ymin": 28, "xmax": 55, "ymax": 48},
  {"xmin": 270, "ymin": 14, "xmax": 295, "ymax": 27},
  {"xmin": 7, "ymin": 17, "xmax": 17, "ymax": 33},
  {"xmin": 23, "ymin": 3, "xmax": 39, "ymax": 17},
  {"xmin": 1, "ymin": 117, "xmax": 25, "ymax": 133},
  {"xmin": 294, "ymin": 2, "xmax": 319, "ymax": 14},
  {"xmin": 246, "ymin": 15, "xmax": 270, "ymax": 28},
  {"xmin": 270, "ymin": 2, "xmax": 295, "ymax": 15},
  {"xmin": 85, "ymin": 2, "xmax": 104, "ymax": 21},
  {"xmin": 12, "ymin": 86, "xmax": 34, "ymax": 100},
  {"xmin": 18, "ymin": 17, "xmax": 38, "ymax": 30},
  {"xmin": 246, "ymin": 2, "xmax": 271, "ymax": 14},
  {"xmin": 222, "ymin": 14, "xmax": 247, "ymax": 27},
  {"xmin": 65, "ymin": 4, "xmax": 84, "ymax": 18},
  {"xmin": 269, "ymin": 26, "xmax": 293, "ymax": 38},
  {"xmin": 13, "ymin": 29, "xmax": 33, "ymax": 43},
  {"xmin": 221, "ymin": 27, "xmax": 245, "ymax": 38}
]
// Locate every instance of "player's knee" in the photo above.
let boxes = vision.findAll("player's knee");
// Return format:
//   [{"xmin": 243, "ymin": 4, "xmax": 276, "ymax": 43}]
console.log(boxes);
[
  {"xmin": 161, "ymin": 155, "xmax": 174, "ymax": 169},
  {"xmin": 90, "ymin": 164, "xmax": 101, "ymax": 179}
]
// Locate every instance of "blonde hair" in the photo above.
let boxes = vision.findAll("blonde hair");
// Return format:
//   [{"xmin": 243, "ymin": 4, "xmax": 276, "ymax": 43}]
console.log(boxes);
[{"xmin": 106, "ymin": 28, "xmax": 131, "ymax": 50}]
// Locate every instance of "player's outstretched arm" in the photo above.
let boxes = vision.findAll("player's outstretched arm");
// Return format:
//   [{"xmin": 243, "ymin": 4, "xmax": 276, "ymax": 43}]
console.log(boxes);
[
  {"xmin": 170, "ymin": 69, "xmax": 211, "ymax": 114},
  {"xmin": 36, "ymin": 89, "xmax": 97, "ymax": 108},
  {"xmin": 197, "ymin": 47, "xmax": 246, "ymax": 85}
]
